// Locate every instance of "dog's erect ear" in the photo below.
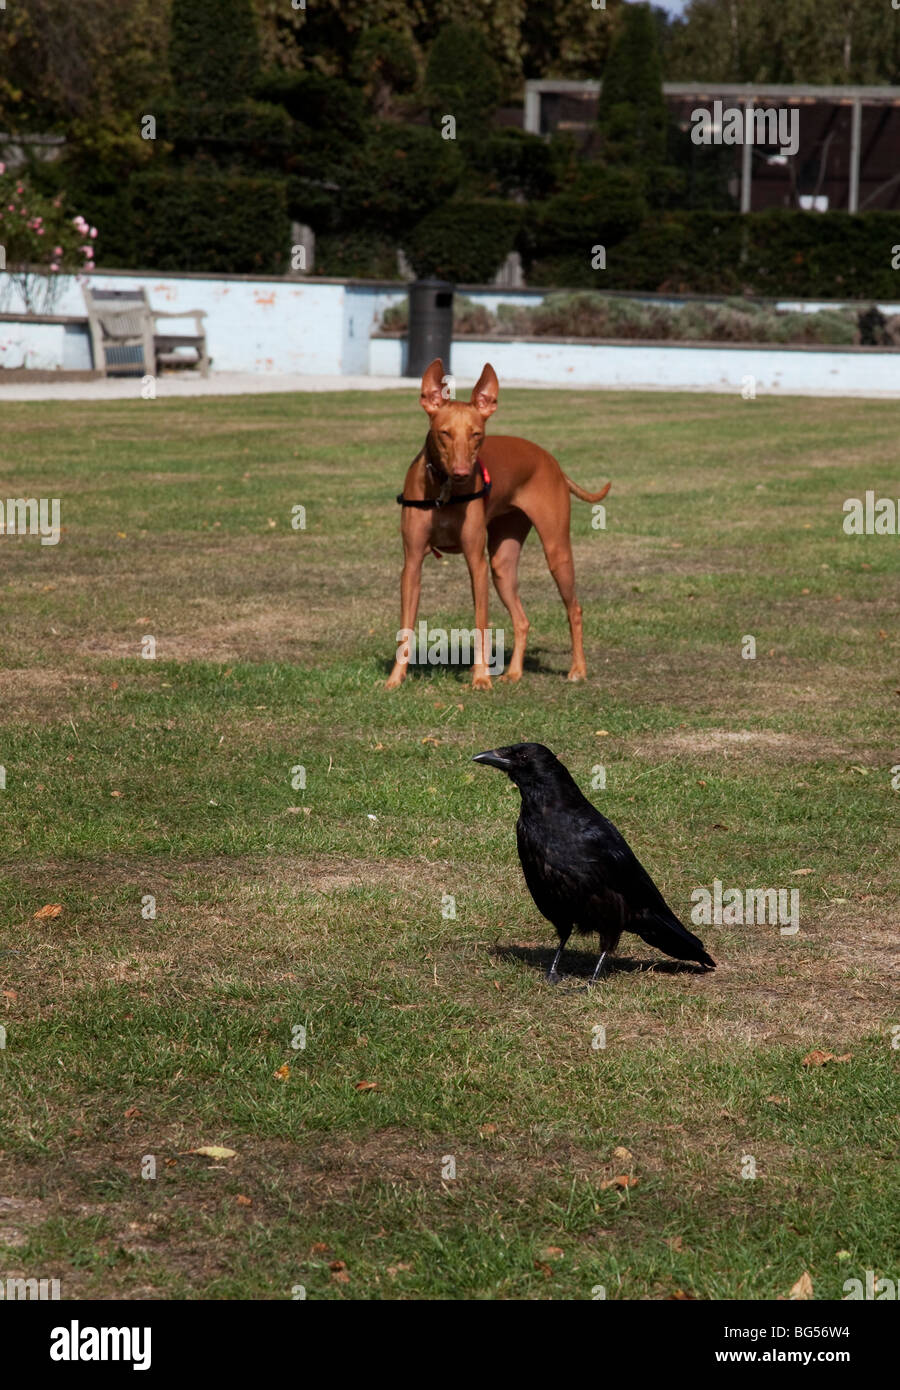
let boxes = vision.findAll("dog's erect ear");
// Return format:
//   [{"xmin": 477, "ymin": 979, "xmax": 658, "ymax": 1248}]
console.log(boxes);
[
  {"xmin": 471, "ymin": 363, "xmax": 499, "ymax": 419},
  {"xmin": 420, "ymin": 358, "xmax": 446, "ymax": 416}
]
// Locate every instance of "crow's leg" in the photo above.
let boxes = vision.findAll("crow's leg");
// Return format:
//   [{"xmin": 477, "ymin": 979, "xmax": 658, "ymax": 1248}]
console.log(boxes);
[
  {"xmin": 588, "ymin": 950, "xmax": 608, "ymax": 986},
  {"xmin": 546, "ymin": 929, "xmax": 571, "ymax": 984}
]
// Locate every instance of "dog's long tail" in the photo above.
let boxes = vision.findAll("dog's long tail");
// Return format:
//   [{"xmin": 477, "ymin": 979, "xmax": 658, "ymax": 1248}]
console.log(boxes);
[{"xmin": 564, "ymin": 475, "xmax": 611, "ymax": 504}]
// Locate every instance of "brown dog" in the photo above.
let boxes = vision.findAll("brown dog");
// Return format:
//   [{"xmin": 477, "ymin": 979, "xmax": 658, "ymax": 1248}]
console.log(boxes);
[{"xmin": 386, "ymin": 358, "xmax": 610, "ymax": 691}]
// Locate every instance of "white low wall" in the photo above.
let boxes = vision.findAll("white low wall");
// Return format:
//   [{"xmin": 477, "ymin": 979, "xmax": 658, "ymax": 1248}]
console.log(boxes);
[
  {"xmin": 0, "ymin": 319, "xmax": 68, "ymax": 371},
  {"xmin": 370, "ymin": 334, "xmax": 900, "ymax": 397},
  {"xmin": 1, "ymin": 268, "xmax": 899, "ymax": 395},
  {"xmin": 0, "ymin": 271, "xmax": 408, "ymax": 375}
]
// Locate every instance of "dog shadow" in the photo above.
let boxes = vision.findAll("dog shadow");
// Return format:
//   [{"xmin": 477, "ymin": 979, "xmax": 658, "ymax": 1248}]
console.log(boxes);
[
  {"xmin": 493, "ymin": 944, "xmax": 708, "ymax": 980},
  {"xmin": 377, "ymin": 647, "xmax": 565, "ymax": 681}
]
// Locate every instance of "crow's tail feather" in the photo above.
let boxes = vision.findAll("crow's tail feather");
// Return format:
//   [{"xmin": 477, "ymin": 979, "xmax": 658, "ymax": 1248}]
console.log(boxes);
[{"xmin": 633, "ymin": 911, "xmax": 716, "ymax": 969}]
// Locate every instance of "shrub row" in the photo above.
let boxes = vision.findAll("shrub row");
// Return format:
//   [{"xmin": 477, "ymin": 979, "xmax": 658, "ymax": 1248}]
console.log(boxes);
[
  {"xmin": 527, "ymin": 209, "xmax": 900, "ymax": 299},
  {"xmin": 125, "ymin": 171, "xmax": 289, "ymax": 274},
  {"xmin": 328, "ymin": 202, "xmax": 900, "ymax": 299},
  {"xmin": 380, "ymin": 291, "xmax": 885, "ymax": 346},
  {"xmin": 87, "ymin": 175, "xmax": 900, "ymax": 296}
]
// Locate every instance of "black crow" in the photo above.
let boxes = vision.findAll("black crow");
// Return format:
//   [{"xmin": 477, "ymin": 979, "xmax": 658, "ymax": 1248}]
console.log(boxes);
[{"xmin": 474, "ymin": 742, "xmax": 716, "ymax": 984}]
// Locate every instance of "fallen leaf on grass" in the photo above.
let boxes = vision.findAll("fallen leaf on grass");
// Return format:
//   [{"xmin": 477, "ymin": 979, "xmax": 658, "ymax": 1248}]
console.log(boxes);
[
  {"xmin": 329, "ymin": 1259, "xmax": 350, "ymax": 1284},
  {"xmin": 273, "ymin": 1064, "xmax": 290, "ymax": 1081},
  {"xmin": 665, "ymin": 1236, "xmax": 684, "ymax": 1252},
  {"xmin": 236, "ymin": 1194, "xmax": 252, "ymax": 1207},
  {"xmin": 668, "ymin": 1289, "xmax": 696, "ymax": 1300},
  {"xmin": 310, "ymin": 1243, "xmax": 330, "ymax": 1256},
  {"xmin": 355, "ymin": 1080, "xmax": 378, "ymax": 1091},
  {"xmin": 790, "ymin": 1270, "xmax": 814, "ymax": 1300},
  {"xmin": 533, "ymin": 1261, "xmax": 552, "ymax": 1278},
  {"xmin": 386, "ymin": 1263, "xmax": 414, "ymax": 1277},
  {"xmin": 791, "ymin": 868, "xmax": 813, "ymax": 876},
  {"xmin": 541, "ymin": 1246, "xmax": 565, "ymax": 1261},
  {"xmin": 479, "ymin": 1123, "xmax": 497, "ymax": 1136},
  {"xmin": 766, "ymin": 1095, "xmax": 789, "ymax": 1104},
  {"xmin": 33, "ymin": 904, "xmax": 63, "ymax": 920},
  {"xmin": 188, "ymin": 1145, "xmax": 236, "ymax": 1160},
  {"xmin": 600, "ymin": 1175, "xmax": 639, "ymax": 1190},
  {"xmin": 124, "ymin": 1107, "xmax": 141, "ymax": 1119},
  {"xmin": 802, "ymin": 1050, "xmax": 851, "ymax": 1067},
  {"xmin": 612, "ymin": 1146, "xmax": 633, "ymax": 1163}
]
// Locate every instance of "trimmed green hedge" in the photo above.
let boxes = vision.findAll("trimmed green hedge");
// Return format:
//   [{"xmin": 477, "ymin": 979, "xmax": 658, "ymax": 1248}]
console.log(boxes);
[
  {"xmin": 465, "ymin": 129, "xmax": 560, "ymax": 202},
  {"xmin": 128, "ymin": 170, "xmax": 289, "ymax": 274},
  {"xmin": 335, "ymin": 125, "xmax": 463, "ymax": 238},
  {"xmin": 525, "ymin": 209, "xmax": 900, "ymax": 298},
  {"xmin": 404, "ymin": 200, "xmax": 523, "ymax": 283},
  {"xmin": 521, "ymin": 168, "xmax": 648, "ymax": 270},
  {"xmin": 315, "ymin": 232, "xmax": 399, "ymax": 279}
]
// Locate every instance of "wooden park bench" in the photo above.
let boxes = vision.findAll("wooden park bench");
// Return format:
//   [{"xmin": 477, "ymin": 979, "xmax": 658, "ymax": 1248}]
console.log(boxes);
[{"xmin": 83, "ymin": 286, "xmax": 210, "ymax": 378}]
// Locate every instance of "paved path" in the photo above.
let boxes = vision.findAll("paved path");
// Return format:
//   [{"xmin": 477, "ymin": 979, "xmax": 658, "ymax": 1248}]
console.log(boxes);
[
  {"xmin": 0, "ymin": 371, "xmax": 897, "ymax": 401},
  {"xmin": 0, "ymin": 372, "xmax": 419, "ymax": 401}
]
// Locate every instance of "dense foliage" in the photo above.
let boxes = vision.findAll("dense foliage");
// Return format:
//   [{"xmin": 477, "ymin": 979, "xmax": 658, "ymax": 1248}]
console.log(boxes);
[{"xmin": 2, "ymin": 0, "xmax": 898, "ymax": 293}]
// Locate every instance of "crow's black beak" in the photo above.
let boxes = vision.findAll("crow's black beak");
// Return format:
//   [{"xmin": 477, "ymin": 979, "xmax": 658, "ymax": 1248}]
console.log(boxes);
[{"xmin": 473, "ymin": 749, "xmax": 511, "ymax": 771}]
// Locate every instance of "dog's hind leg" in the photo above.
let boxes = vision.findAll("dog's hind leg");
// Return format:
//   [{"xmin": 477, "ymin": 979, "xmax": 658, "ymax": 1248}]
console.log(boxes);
[{"xmin": 517, "ymin": 480, "xmax": 587, "ymax": 682}]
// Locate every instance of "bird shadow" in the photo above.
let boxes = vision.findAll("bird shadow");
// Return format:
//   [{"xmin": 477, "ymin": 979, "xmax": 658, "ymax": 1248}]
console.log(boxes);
[{"xmin": 493, "ymin": 944, "xmax": 709, "ymax": 983}]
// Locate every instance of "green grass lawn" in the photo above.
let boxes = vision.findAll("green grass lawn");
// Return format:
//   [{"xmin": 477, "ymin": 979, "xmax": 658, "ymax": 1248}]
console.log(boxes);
[{"xmin": 0, "ymin": 386, "xmax": 897, "ymax": 1300}]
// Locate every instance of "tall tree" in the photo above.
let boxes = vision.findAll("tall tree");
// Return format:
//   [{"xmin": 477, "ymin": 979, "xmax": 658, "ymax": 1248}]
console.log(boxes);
[
  {"xmin": 668, "ymin": 0, "xmax": 900, "ymax": 84},
  {"xmin": 0, "ymin": 0, "xmax": 168, "ymax": 132},
  {"xmin": 596, "ymin": 3, "xmax": 669, "ymax": 169},
  {"xmin": 424, "ymin": 23, "xmax": 503, "ymax": 136},
  {"xmin": 170, "ymin": 0, "xmax": 260, "ymax": 104}
]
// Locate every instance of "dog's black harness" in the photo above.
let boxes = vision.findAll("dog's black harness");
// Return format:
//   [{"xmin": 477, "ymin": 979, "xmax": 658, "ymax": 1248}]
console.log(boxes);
[{"xmin": 397, "ymin": 460, "xmax": 492, "ymax": 509}]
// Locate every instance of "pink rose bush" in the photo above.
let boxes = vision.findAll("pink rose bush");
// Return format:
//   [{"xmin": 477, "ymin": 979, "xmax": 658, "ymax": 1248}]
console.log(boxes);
[{"xmin": 0, "ymin": 170, "xmax": 98, "ymax": 313}]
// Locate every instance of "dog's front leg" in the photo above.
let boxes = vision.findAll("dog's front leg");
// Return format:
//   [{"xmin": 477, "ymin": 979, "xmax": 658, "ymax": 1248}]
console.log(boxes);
[
  {"xmin": 386, "ymin": 519, "xmax": 429, "ymax": 689},
  {"xmin": 462, "ymin": 510, "xmax": 492, "ymax": 692}
]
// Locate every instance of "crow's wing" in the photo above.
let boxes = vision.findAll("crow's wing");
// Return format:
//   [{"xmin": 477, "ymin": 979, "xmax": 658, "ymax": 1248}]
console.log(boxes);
[
  {"xmin": 576, "ymin": 810, "xmax": 716, "ymax": 965},
  {"xmin": 518, "ymin": 802, "xmax": 715, "ymax": 966},
  {"xmin": 516, "ymin": 806, "xmax": 632, "ymax": 935}
]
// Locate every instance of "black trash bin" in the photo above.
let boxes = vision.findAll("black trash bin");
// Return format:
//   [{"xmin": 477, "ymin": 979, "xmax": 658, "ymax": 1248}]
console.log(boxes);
[{"xmin": 407, "ymin": 278, "xmax": 454, "ymax": 378}]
